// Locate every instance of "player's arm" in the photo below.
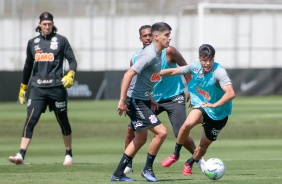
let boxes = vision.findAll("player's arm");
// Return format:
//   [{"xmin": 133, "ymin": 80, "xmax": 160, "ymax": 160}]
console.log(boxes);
[
  {"xmin": 129, "ymin": 59, "xmax": 133, "ymax": 67},
  {"xmin": 117, "ymin": 68, "xmax": 137, "ymax": 116},
  {"xmin": 149, "ymin": 95, "xmax": 159, "ymax": 111},
  {"xmin": 19, "ymin": 41, "xmax": 34, "ymax": 104},
  {"xmin": 22, "ymin": 41, "xmax": 34, "ymax": 85},
  {"xmin": 202, "ymin": 68, "xmax": 236, "ymax": 108},
  {"xmin": 61, "ymin": 38, "xmax": 77, "ymax": 88},
  {"xmin": 64, "ymin": 38, "xmax": 77, "ymax": 72},
  {"xmin": 202, "ymin": 84, "xmax": 235, "ymax": 108},
  {"xmin": 166, "ymin": 45, "xmax": 191, "ymax": 84}
]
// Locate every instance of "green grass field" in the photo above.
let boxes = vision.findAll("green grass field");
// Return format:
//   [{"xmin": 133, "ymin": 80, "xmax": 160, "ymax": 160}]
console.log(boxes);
[{"xmin": 0, "ymin": 96, "xmax": 281, "ymax": 183}]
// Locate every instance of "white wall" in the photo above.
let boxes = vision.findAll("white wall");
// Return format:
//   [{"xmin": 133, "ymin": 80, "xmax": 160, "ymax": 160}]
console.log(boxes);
[{"xmin": 0, "ymin": 14, "xmax": 281, "ymax": 71}]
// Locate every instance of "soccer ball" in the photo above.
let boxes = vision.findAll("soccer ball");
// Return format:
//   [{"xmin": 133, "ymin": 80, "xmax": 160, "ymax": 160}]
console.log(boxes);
[{"xmin": 204, "ymin": 158, "xmax": 225, "ymax": 180}]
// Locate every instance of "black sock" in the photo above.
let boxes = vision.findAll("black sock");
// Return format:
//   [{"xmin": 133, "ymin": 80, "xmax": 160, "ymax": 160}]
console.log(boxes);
[
  {"xmin": 127, "ymin": 160, "xmax": 133, "ymax": 168},
  {"xmin": 19, "ymin": 149, "xmax": 26, "ymax": 159},
  {"xmin": 173, "ymin": 143, "xmax": 182, "ymax": 157},
  {"xmin": 66, "ymin": 149, "xmax": 72, "ymax": 157},
  {"xmin": 113, "ymin": 153, "xmax": 132, "ymax": 177},
  {"xmin": 187, "ymin": 157, "xmax": 198, "ymax": 165},
  {"xmin": 144, "ymin": 153, "xmax": 156, "ymax": 170}
]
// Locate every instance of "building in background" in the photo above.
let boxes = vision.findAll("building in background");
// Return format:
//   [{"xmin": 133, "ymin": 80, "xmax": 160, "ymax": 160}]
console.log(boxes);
[{"xmin": 0, "ymin": 0, "xmax": 281, "ymax": 100}]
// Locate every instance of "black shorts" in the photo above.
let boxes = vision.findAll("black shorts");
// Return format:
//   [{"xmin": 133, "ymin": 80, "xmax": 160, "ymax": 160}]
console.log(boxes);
[
  {"xmin": 126, "ymin": 97, "xmax": 161, "ymax": 132},
  {"xmin": 195, "ymin": 107, "xmax": 228, "ymax": 141},
  {"xmin": 27, "ymin": 86, "xmax": 68, "ymax": 113},
  {"xmin": 154, "ymin": 93, "xmax": 186, "ymax": 137}
]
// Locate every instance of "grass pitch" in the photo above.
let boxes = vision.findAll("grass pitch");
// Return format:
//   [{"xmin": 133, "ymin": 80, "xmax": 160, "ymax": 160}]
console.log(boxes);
[{"xmin": 0, "ymin": 96, "xmax": 281, "ymax": 183}]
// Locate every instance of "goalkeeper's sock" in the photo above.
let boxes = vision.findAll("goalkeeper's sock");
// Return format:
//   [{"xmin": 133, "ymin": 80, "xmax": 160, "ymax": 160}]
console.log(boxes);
[
  {"xmin": 19, "ymin": 149, "xmax": 26, "ymax": 159},
  {"xmin": 66, "ymin": 149, "xmax": 73, "ymax": 157}
]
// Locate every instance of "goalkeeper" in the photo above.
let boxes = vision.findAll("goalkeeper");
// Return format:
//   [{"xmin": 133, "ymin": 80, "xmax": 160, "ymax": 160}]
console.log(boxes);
[{"xmin": 9, "ymin": 12, "xmax": 77, "ymax": 165}]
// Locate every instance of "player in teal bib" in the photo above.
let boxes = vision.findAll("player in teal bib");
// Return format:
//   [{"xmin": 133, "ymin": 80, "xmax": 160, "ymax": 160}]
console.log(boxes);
[{"xmin": 160, "ymin": 44, "xmax": 235, "ymax": 175}]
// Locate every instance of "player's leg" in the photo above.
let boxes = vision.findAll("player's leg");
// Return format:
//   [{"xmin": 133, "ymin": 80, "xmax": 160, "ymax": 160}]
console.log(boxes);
[
  {"xmin": 50, "ymin": 86, "xmax": 73, "ymax": 165},
  {"xmin": 182, "ymin": 109, "xmax": 228, "ymax": 175},
  {"xmin": 162, "ymin": 108, "xmax": 203, "ymax": 169},
  {"xmin": 124, "ymin": 123, "xmax": 134, "ymax": 174},
  {"xmin": 9, "ymin": 87, "xmax": 46, "ymax": 165},
  {"xmin": 111, "ymin": 98, "xmax": 151, "ymax": 182}
]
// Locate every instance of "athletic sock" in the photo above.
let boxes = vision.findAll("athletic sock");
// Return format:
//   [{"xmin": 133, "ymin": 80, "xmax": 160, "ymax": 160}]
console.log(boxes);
[
  {"xmin": 187, "ymin": 157, "xmax": 198, "ymax": 165},
  {"xmin": 127, "ymin": 160, "xmax": 133, "ymax": 168},
  {"xmin": 173, "ymin": 143, "xmax": 183, "ymax": 157},
  {"xmin": 113, "ymin": 153, "xmax": 132, "ymax": 177},
  {"xmin": 66, "ymin": 149, "xmax": 72, "ymax": 157},
  {"xmin": 19, "ymin": 149, "xmax": 26, "ymax": 159},
  {"xmin": 144, "ymin": 153, "xmax": 156, "ymax": 170}
]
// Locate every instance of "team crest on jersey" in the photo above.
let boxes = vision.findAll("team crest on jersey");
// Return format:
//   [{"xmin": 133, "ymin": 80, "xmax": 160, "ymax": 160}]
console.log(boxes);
[
  {"xmin": 34, "ymin": 38, "xmax": 40, "ymax": 43},
  {"xmin": 150, "ymin": 73, "xmax": 161, "ymax": 82},
  {"xmin": 50, "ymin": 41, "xmax": 58, "ymax": 50},
  {"xmin": 149, "ymin": 115, "xmax": 158, "ymax": 124}
]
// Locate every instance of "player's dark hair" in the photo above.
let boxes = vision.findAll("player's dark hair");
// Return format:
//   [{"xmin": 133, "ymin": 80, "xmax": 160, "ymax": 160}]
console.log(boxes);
[
  {"xmin": 151, "ymin": 22, "xmax": 172, "ymax": 33},
  {"xmin": 35, "ymin": 12, "xmax": 58, "ymax": 33},
  {"xmin": 139, "ymin": 25, "xmax": 151, "ymax": 36},
  {"xmin": 199, "ymin": 44, "xmax": 215, "ymax": 59}
]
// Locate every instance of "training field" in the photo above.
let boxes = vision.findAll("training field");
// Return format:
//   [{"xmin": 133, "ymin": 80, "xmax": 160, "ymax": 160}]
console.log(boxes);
[{"xmin": 0, "ymin": 96, "xmax": 281, "ymax": 183}]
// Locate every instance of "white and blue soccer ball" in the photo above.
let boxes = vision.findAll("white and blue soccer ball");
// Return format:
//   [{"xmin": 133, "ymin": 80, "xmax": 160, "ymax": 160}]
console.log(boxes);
[{"xmin": 204, "ymin": 158, "xmax": 225, "ymax": 180}]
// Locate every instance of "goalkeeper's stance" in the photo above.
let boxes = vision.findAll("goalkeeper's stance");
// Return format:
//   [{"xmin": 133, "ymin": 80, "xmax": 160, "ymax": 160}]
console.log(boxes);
[{"xmin": 9, "ymin": 12, "xmax": 77, "ymax": 165}]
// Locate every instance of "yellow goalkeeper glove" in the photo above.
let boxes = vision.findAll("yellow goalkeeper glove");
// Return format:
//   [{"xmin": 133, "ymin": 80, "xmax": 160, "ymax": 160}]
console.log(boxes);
[
  {"xmin": 18, "ymin": 83, "xmax": 27, "ymax": 104},
  {"xmin": 61, "ymin": 70, "xmax": 75, "ymax": 88}
]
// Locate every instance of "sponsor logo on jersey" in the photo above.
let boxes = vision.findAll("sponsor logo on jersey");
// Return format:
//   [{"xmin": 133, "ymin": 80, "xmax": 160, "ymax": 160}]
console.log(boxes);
[
  {"xmin": 55, "ymin": 101, "xmax": 66, "ymax": 109},
  {"xmin": 37, "ymin": 79, "xmax": 53, "ymax": 84},
  {"xmin": 196, "ymin": 87, "xmax": 210, "ymax": 100},
  {"xmin": 155, "ymin": 61, "xmax": 161, "ymax": 66},
  {"xmin": 35, "ymin": 53, "xmax": 54, "ymax": 62},
  {"xmin": 34, "ymin": 45, "xmax": 41, "ymax": 50},
  {"xmin": 173, "ymin": 95, "xmax": 185, "ymax": 102},
  {"xmin": 151, "ymin": 93, "xmax": 162, "ymax": 98},
  {"xmin": 211, "ymin": 128, "xmax": 221, "ymax": 136},
  {"xmin": 144, "ymin": 91, "xmax": 151, "ymax": 96},
  {"xmin": 150, "ymin": 73, "xmax": 161, "ymax": 82},
  {"xmin": 132, "ymin": 120, "xmax": 143, "ymax": 129}
]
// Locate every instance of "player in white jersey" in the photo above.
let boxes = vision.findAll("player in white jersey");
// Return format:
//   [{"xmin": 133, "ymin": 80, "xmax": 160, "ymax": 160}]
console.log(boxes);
[
  {"xmin": 160, "ymin": 44, "xmax": 235, "ymax": 175},
  {"xmin": 110, "ymin": 22, "xmax": 172, "ymax": 182}
]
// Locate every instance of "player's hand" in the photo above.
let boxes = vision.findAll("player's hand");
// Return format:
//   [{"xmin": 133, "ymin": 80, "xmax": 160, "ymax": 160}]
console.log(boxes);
[
  {"xmin": 202, "ymin": 102, "xmax": 216, "ymax": 108},
  {"xmin": 18, "ymin": 83, "xmax": 27, "ymax": 104},
  {"xmin": 186, "ymin": 93, "xmax": 193, "ymax": 108},
  {"xmin": 61, "ymin": 70, "xmax": 75, "ymax": 88},
  {"xmin": 151, "ymin": 100, "xmax": 159, "ymax": 111},
  {"xmin": 117, "ymin": 99, "xmax": 127, "ymax": 116}
]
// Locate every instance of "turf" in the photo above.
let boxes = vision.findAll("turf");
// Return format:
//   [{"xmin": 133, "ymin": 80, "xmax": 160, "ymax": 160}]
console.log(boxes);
[{"xmin": 0, "ymin": 96, "xmax": 281, "ymax": 183}]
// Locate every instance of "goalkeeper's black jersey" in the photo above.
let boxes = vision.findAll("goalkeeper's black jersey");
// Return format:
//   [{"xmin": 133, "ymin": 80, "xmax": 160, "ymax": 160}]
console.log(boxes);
[{"xmin": 22, "ymin": 32, "xmax": 77, "ymax": 88}]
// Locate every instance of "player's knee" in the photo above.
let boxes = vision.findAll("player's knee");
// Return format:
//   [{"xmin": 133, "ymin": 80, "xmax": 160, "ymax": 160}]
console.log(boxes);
[
  {"xmin": 22, "ymin": 109, "xmax": 41, "ymax": 139},
  {"xmin": 158, "ymin": 129, "xmax": 167, "ymax": 141},
  {"xmin": 198, "ymin": 143, "xmax": 209, "ymax": 153},
  {"xmin": 133, "ymin": 136, "xmax": 147, "ymax": 147},
  {"xmin": 55, "ymin": 111, "xmax": 72, "ymax": 136}
]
